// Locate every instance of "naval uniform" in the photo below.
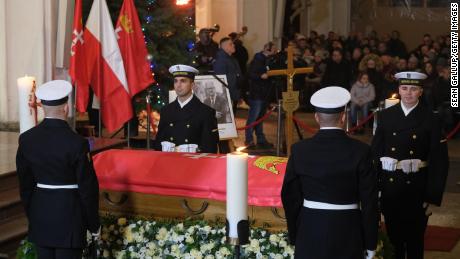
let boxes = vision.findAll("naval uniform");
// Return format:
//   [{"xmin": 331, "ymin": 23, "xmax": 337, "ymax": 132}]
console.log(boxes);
[
  {"xmin": 371, "ymin": 102, "xmax": 449, "ymax": 259},
  {"xmin": 154, "ymin": 95, "xmax": 219, "ymax": 153},
  {"xmin": 16, "ymin": 118, "xmax": 100, "ymax": 257},
  {"xmin": 282, "ymin": 129, "xmax": 379, "ymax": 259}
]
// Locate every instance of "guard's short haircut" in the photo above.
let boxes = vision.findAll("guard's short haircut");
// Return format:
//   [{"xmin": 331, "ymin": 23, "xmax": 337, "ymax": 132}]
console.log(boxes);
[
  {"xmin": 219, "ymin": 37, "xmax": 232, "ymax": 47},
  {"xmin": 316, "ymin": 112, "xmax": 342, "ymax": 127}
]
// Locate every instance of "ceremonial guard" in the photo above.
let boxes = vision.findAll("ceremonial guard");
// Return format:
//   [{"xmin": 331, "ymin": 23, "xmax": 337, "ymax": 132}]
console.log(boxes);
[
  {"xmin": 371, "ymin": 71, "xmax": 449, "ymax": 259},
  {"xmin": 281, "ymin": 87, "xmax": 378, "ymax": 259},
  {"xmin": 16, "ymin": 80, "xmax": 100, "ymax": 259},
  {"xmin": 154, "ymin": 64, "xmax": 219, "ymax": 153}
]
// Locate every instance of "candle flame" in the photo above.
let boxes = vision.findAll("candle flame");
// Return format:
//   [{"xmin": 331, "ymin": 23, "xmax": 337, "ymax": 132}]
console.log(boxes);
[
  {"xmin": 236, "ymin": 146, "xmax": 247, "ymax": 152},
  {"xmin": 391, "ymin": 94, "xmax": 397, "ymax": 99}
]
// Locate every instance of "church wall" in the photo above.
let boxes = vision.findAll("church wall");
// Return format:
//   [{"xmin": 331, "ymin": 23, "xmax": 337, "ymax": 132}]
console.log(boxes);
[
  {"xmin": 309, "ymin": 0, "xmax": 332, "ymax": 35},
  {"xmin": 351, "ymin": 1, "xmax": 449, "ymax": 51},
  {"xmin": 242, "ymin": 0, "xmax": 273, "ymax": 59}
]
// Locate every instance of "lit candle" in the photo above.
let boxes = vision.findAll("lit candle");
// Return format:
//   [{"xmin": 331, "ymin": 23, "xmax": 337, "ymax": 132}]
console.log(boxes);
[
  {"xmin": 384, "ymin": 94, "xmax": 400, "ymax": 109},
  {"xmin": 17, "ymin": 75, "xmax": 36, "ymax": 134},
  {"xmin": 226, "ymin": 147, "xmax": 248, "ymax": 239}
]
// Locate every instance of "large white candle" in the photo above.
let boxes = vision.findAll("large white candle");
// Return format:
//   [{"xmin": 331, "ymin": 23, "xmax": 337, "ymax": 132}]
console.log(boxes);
[
  {"xmin": 17, "ymin": 75, "xmax": 36, "ymax": 134},
  {"xmin": 384, "ymin": 94, "xmax": 400, "ymax": 109},
  {"xmin": 226, "ymin": 147, "xmax": 248, "ymax": 239}
]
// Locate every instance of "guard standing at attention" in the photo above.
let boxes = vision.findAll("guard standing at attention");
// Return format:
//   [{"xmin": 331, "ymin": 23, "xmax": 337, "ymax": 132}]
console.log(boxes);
[{"xmin": 16, "ymin": 80, "xmax": 100, "ymax": 259}]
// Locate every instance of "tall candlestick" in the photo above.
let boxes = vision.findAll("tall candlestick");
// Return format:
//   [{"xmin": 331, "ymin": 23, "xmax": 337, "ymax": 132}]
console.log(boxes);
[
  {"xmin": 17, "ymin": 75, "xmax": 37, "ymax": 134},
  {"xmin": 226, "ymin": 147, "xmax": 248, "ymax": 239},
  {"xmin": 384, "ymin": 94, "xmax": 400, "ymax": 109}
]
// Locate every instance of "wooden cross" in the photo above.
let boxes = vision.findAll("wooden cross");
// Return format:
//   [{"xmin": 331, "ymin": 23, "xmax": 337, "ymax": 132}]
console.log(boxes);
[{"xmin": 267, "ymin": 45, "xmax": 313, "ymax": 156}]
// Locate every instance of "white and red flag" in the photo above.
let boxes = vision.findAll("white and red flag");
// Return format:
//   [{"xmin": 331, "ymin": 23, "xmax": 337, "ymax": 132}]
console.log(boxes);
[
  {"xmin": 116, "ymin": 0, "xmax": 154, "ymax": 97},
  {"xmin": 84, "ymin": 0, "xmax": 133, "ymax": 132}
]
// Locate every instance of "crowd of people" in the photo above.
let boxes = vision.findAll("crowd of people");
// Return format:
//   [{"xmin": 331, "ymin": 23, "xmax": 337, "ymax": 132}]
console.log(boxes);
[{"xmin": 194, "ymin": 28, "xmax": 457, "ymax": 139}]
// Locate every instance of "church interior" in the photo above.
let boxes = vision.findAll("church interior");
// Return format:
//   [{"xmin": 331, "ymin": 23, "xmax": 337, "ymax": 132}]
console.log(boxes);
[{"xmin": 0, "ymin": 0, "xmax": 459, "ymax": 258}]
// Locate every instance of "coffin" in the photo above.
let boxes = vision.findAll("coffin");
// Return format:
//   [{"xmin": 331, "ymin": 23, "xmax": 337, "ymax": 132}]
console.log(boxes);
[{"xmin": 93, "ymin": 150, "xmax": 288, "ymax": 230}]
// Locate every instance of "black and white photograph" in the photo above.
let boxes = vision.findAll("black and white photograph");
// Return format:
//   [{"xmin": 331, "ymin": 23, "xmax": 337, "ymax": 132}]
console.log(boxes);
[{"xmin": 194, "ymin": 75, "xmax": 237, "ymax": 139}]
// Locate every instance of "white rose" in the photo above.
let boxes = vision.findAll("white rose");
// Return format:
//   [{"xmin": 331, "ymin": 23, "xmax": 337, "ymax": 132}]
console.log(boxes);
[
  {"xmin": 205, "ymin": 255, "xmax": 215, "ymax": 259},
  {"xmin": 186, "ymin": 236, "xmax": 195, "ymax": 244},
  {"xmin": 190, "ymin": 249, "xmax": 203, "ymax": 259},
  {"xmin": 275, "ymin": 254, "xmax": 284, "ymax": 259},
  {"xmin": 279, "ymin": 240, "xmax": 287, "ymax": 248},
  {"xmin": 203, "ymin": 226, "xmax": 212, "ymax": 232},
  {"xmin": 269, "ymin": 234, "xmax": 279, "ymax": 243},
  {"xmin": 219, "ymin": 247, "xmax": 231, "ymax": 256},
  {"xmin": 102, "ymin": 249, "xmax": 110, "ymax": 258}
]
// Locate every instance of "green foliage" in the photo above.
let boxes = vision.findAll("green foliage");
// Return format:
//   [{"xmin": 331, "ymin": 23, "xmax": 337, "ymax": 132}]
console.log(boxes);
[{"xmin": 16, "ymin": 239, "xmax": 37, "ymax": 259}]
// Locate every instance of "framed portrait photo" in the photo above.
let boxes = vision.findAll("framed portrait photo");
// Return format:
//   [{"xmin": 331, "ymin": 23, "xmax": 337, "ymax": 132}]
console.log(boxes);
[{"xmin": 194, "ymin": 75, "xmax": 237, "ymax": 140}]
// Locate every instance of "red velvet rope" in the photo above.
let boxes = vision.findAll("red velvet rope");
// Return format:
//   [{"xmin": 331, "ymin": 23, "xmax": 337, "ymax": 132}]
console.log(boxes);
[
  {"xmin": 292, "ymin": 116, "xmax": 318, "ymax": 134},
  {"xmin": 446, "ymin": 122, "xmax": 460, "ymax": 140},
  {"xmin": 236, "ymin": 106, "xmax": 277, "ymax": 131},
  {"xmin": 346, "ymin": 112, "xmax": 375, "ymax": 133}
]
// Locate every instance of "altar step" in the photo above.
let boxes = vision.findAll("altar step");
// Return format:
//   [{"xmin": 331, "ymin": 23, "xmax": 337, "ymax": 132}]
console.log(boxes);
[{"xmin": 0, "ymin": 171, "xmax": 27, "ymax": 258}]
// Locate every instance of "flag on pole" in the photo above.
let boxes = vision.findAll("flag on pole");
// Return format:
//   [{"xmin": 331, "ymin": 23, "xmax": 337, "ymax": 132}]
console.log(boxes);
[
  {"xmin": 84, "ymin": 0, "xmax": 133, "ymax": 132},
  {"xmin": 69, "ymin": 0, "xmax": 89, "ymax": 112},
  {"xmin": 116, "ymin": 0, "xmax": 155, "ymax": 97}
]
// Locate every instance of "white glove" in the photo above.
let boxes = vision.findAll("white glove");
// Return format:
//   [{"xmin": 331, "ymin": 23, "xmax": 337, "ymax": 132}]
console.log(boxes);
[
  {"xmin": 161, "ymin": 141, "xmax": 176, "ymax": 152},
  {"xmin": 399, "ymin": 159, "xmax": 413, "ymax": 174},
  {"xmin": 364, "ymin": 250, "xmax": 375, "ymax": 259},
  {"xmin": 411, "ymin": 159, "xmax": 422, "ymax": 172},
  {"xmin": 380, "ymin": 157, "xmax": 397, "ymax": 171},
  {"xmin": 176, "ymin": 144, "xmax": 198, "ymax": 153}
]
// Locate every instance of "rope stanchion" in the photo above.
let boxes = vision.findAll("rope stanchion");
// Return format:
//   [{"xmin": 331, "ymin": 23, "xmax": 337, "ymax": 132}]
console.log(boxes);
[
  {"xmin": 146, "ymin": 103, "xmax": 157, "ymax": 136},
  {"xmin": 347, "ymin": 112, "xmax": 375, "ymax": 133},
  {"xmin": 446, "ymin": 122, "xmax": 460, "ymax": 140},
  {"xmin": 236, "ymin": 106, "xmax": 277, "ymax": 131},
  {"xmin": 292, "ymin": 116, "xmax": 318, "ymax": 134}
]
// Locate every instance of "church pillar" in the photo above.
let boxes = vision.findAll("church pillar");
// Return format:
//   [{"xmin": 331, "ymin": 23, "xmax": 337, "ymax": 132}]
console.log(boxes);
[{"xmin": 0, "ymin": 0, "xmax": 7, "ymax": 123}]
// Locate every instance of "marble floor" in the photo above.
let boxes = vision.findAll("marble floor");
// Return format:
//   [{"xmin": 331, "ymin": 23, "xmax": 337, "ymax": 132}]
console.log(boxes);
[{"xmin": 1, "ymin": 109, "xmax": 460, "ymax": 258}]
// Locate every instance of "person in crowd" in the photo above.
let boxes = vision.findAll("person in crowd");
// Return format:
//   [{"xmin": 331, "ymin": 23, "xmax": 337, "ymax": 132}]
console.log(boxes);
[
  {"xmin": 371, "ymin": 71, "xmax": 449, "ymax": 259},
  {"xmin": 16, "ymin": 80, "xmax": 100, "ymax": 259},
  {"xmin": 213, "ymin": 37, "xmax": 243, "ymax": 112},
  {"xmin": 396, "ymin": 57, "xmax": 408, "ymax": 72},
  {"xmin": 408, "ymin": 55, "xmax": 422, "ymax": 72},
  {"xmin": 359, "ymin": 54, "xmax": 385, "ymax": 105},
  {"xmin": 350, "ymin": 47, "xmax": 364, "ymax": 81},
  {"xmin": 421, "ymin": 61, "xmax": 438, "ymax": 108},
  {"xmin": 320, "ymin": 48, "xmax": 352, "ymax": 90},
  {"xmin": 244, "ymin": 42, "xmax": 278, "ymax": 149},
  {"xmin": 154, "ymin": 65, "xmax": 219, "ymax": 153},
  {"xmin": 387, "ymin": 30, "xmax": 407, "ymax": 58},
  {"xmin": 282, "ymin": 86, "xmax": 378, "ymax": 259},
  {"xmin": 194, "ymin": 29, "xmax": 219, "ymax": 73},
  {"xmin": 350, "ymin": 73, "xmax": 376, "ymax": 131}
]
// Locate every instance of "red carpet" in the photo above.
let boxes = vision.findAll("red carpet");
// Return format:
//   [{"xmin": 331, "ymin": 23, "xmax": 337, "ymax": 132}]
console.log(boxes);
[{"xmin": 424, "ymin": 225, "xmax": 460, "ymax": 252}]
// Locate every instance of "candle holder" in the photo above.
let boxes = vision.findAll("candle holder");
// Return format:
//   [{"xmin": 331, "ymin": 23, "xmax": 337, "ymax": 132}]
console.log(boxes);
[{"xmin": 226, "ymin": 219, "xmax": 249, "ymax": 258}]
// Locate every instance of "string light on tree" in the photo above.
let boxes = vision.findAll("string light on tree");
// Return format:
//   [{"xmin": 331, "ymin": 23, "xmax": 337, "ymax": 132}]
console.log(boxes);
[{"xmin": 176, "ymin": 0, "xmax": 190, "ymax": 6}]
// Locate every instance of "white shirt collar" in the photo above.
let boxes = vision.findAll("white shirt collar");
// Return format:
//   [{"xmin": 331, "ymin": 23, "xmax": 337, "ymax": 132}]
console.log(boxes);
[
  {"xmin": 177, "ymin": 94, "xmax": 194, "ymax": 108},
  {"xmin": 319, "ymin": 127, "xmax": 343, "ymax": 130},
  {"xmin": 400, "ymin": 101, "xmax": 418, "ymax": 116}
]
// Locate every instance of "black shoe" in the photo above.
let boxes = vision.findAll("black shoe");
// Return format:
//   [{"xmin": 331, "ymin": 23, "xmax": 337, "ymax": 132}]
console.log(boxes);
[
  {"xmin": 245, "ymin": 142, "xmax": 257, "ymax": 150},
  {"xmin": 257, "ymin": 142, "xmax": 274, "ymax": 149}
]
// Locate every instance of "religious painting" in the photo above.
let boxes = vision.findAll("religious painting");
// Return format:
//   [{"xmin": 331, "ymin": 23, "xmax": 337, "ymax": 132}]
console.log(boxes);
[{"xmin": 169, "ymin": 75, "xmax": 237, "ymax": 140}]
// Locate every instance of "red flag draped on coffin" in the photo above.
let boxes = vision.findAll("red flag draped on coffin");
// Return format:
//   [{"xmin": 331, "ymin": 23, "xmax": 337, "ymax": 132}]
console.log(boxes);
[{"xmin": 93, "ymin": 150, "xmax": 287, "ymax": 207}]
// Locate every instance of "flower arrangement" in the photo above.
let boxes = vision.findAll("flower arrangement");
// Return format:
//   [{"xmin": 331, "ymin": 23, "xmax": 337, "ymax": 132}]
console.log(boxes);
[{"xmin": 18, "ymin": 216, "xmax": 392, "ymax": 258}]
